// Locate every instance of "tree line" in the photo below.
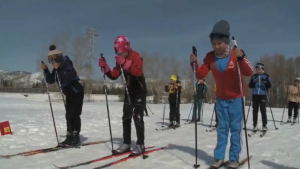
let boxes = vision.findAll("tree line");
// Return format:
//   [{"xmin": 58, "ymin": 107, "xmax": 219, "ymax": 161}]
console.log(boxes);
[{"xmin": 25, "ymin": 31, "xmax": 299, "ymax": 106}]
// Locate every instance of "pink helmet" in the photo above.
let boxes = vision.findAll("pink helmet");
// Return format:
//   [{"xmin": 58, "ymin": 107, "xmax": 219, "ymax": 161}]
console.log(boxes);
[{"xmin": 114, "ymin": 35, "xmax": 131, "ymax": 54}]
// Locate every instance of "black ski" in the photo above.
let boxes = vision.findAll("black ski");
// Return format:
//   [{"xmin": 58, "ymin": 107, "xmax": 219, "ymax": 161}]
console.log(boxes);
[
  {"xmin": 280, "ymin": 122, "xmax": 291, "ymax": 125},
  {"xmin": 155, "ymin": 126, "xmax": 178, "ymax": 131},
  {"xmin": 248, "ymin": 130, "xmax": 258, "ymax": 137},
  {"xmin": 228, "ymin": 155, "xmax": 252, "ymax": 169},
  {"xmin": 208, "ymin": 161, "xmax": 229, "ymax": 169},
  {"xmin": 208, "ymin": 156, "xmax": 252, "ymax": 169},
  {"xmin": 291, "ymin": 122, "xmax": 297, "ymax": 126},
  {"xmin": 260, "ymin": 131, "xmax": 267, "ymax": 137},
  {"xmin": 206, "ymin": 127, "xmax": 217, "ymax": 132}
]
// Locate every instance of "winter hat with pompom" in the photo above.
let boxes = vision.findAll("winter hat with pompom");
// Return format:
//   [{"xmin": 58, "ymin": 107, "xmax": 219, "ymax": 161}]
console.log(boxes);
[{"xmin": 48, "ymin": 45, "xmax": 63, "ymax": 63}]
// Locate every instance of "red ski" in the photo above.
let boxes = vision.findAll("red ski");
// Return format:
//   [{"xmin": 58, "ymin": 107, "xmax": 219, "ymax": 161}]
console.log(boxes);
[
  {"xmin": 0, "ymin": 140, "xmax": 107, "ymax": 158},
  {"xmin": 94, "ymin": 146, "xmax": 167, "ymax": 169},
  {"xmin": 53, "ymin": 146, "xmax": 155, "ymax": 169}
]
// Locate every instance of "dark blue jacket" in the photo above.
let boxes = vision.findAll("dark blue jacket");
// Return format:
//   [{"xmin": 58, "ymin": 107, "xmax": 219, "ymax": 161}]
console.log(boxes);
[
  {"xmin": 248, "ymin": 73, "xmax": 271, "ymax": 95},
  {"xmin": 44, "ymin": 56, "xmax": 83, "ymax": 96}
]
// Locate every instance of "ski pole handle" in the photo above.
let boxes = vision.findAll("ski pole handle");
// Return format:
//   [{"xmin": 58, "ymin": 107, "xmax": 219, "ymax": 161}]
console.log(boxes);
[
  {"xmin": 192, "ymin": 46, "xmax": 197, "ymax": 57},
  {"xmin": 232, "ymin": 36, "xmax": 238, "ymax": 48},
  {"xmin": 100, "ymin": 53, "xmax": 105, "ymax": 72}
]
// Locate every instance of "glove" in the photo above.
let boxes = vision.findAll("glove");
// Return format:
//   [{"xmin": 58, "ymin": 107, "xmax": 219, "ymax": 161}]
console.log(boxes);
[
  {"xmin": 115, "ymin": 56, "xmax": 132, "ymax": 71},
  {"xmin": 115, "ymin": 55, "xmax": 126, "ymax": 65},
  {"xmin": 99, "ymin": 57, "xmax": 110, "ymax": 73},
  {"xmin": 164, "ymin": 85, "xmax": 169, "ymax": 92}
]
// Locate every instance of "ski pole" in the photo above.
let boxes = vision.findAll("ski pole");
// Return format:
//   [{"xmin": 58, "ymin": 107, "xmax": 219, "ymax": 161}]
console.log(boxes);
[
  {"xmin": 263, "ymin": 85, "xmax": 278, "ymax": 129},
  {"xmin": 162, "ymin": 103, "xmax": 166, "ymax": 127},
  {"xmin": 100, "ymin": 54, "xmax": 114, "ymax": 153},
  {"xmin": 245, "ymin": 100, "xmax": 251, "ymax": 123},
  {"xmin": 232, "ymin": 37, "xmax": 251, "ymax": 169},
  {"xmin": 187, "ymin": 102, "xmax": 194, "ymax": 122},
  {"xmin": 281, "ymin": 94, "xmax": 288, "ymax": 122},
  {"xmin": 281, "ymin": 105, "xmax": 286, "ymax": 122},
  {"xmin": 245, "ymin": 91, "xmax": 253, "ymax": 123},
  {"xmin": 146, "ymin": 104, "xmax": 154, "ymax": 115},
  {"xmin": 41, "ymin": 61, "xmax": 59, "ymax": 146},
  {"xmin": 55, "ymin": 71, "xmax": 73, "ymax": 136},
  {"xmin": 297, "ymin": 103, "xmax": 299, "ymax": 124},
  {"xmin": 200, "ymin": 99, "xmax": 204, "ymax": 123},
  {"xmin": 209, "ymin": 103, "xmax": 216, "ymax": 128},
  {"xmin": 192, "ymin": 46, "xmax": 200, "ymax": 168}
]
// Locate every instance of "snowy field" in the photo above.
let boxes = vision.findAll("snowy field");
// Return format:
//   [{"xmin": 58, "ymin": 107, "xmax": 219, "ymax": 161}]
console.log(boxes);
[{"xmin": 0, "ymin": 93, "xmax": 300, "ymax": 169}]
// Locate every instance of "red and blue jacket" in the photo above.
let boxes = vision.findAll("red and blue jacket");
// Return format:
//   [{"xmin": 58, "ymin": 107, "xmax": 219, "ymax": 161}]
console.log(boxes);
[{"xmin": 191, "ymin": 48, "xmax": 253, "ymax": 100}]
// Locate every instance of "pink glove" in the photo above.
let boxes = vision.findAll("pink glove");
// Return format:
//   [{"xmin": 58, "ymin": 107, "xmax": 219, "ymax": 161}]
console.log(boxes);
[
  {"xmin": 99, "ymin": 57, "xmax": 110, "ymax": 73},
  {"xmin": 115, "ymin": 56, "xmax": 132, "ymax": 71}
]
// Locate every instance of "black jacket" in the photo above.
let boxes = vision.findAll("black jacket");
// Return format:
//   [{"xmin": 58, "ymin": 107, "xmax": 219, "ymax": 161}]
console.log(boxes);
[
  {"xmin": 44, "ymin": 56, "xmax": 84, "ymax": 96},
  {"xmin": 165, "ymin": 80, "xmax": 182, "ymax": 105}
]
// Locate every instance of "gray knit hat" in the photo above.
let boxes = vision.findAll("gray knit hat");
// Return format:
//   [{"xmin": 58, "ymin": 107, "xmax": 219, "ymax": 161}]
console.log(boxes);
[{"xmin": 209, "ymin": 20, "xmax": 230, "ymax": 44}]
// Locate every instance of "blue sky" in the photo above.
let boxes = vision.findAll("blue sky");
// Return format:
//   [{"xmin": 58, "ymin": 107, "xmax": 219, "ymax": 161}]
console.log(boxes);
[{"xmin": 1, "ymin": 0, "xmax": 300, "ymax": 78}]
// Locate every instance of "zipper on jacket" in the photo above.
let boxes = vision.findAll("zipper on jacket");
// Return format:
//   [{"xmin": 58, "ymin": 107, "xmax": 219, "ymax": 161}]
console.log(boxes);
[
  {"xmin": 221, "ymin": 73, "xmax": 225, "ymax": 99},
  {"xmin": 258, "ymin": 75, "xmax": 261, "ymax": 95}
]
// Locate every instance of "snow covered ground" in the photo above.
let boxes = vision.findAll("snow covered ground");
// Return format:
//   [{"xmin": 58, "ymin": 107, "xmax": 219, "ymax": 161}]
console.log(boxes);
[{"xmin": 0, "ymin": 93, "xmax": 300, "ymax": 169}]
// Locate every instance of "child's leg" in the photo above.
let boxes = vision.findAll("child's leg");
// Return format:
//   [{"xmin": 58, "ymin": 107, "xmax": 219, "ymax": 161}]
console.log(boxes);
[
  {"xmin": 228, "ymin": 98, "xmax": 244, "ymax": 162},
  {"xmin": 214, "ymin": 99, "xmax": 230, "ymax": 160}
]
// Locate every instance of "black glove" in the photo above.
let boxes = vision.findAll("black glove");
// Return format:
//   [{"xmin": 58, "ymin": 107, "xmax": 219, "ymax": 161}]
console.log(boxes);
[
  {"xmin": 237, "ymin": 50, "xmax": 246, "ymax": 61},
  {"xmin": 164, "ymin": 85, "xmax": 169, "ymax": 92}
]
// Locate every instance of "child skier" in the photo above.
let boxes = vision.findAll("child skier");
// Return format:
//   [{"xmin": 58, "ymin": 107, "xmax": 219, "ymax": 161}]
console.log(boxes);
[
  {"xmin": 164, "ymin": 75, "xmax": 182, "ymax": 127},
  {"xmin": 190, "ymin": 20, "xmax": 253, "ymax": 168},
  {"xmin": 286, "ymin": 78, "xmax": 300, "ymax": 123},
  {"xmin": 248, "ymin": 63, "xmax": 272, "ymax": 131},
  {"xmin": 41, "ymin": 45, "xmax": 84, "ymax": 146},
  {"xmin": 191, "ymin": 79, "xmax": 207, "ymax": 122},
  {"xmin": 98, "ymin": 35, "xmax": 147, "ymax": 155}
]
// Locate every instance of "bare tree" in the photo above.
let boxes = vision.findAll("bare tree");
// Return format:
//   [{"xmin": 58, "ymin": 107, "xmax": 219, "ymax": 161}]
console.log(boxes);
[{"xmin": 71, "ymin": 34, "xmax": 95, "ymax": 101}]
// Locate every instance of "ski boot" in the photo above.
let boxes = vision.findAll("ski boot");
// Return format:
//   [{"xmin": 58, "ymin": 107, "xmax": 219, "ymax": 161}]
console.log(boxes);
[
  {"xmin": 69, "ymin": 131, "xmax": 81, "ymax": 147},
  {"xmin": 287, "ymin": 116, "xmax": 292, "ymax": 123},
  {"xmin": 131, "ymin": 145, "xmax": 145, "ymax": 155},
  {"xmin": 174, "ymin": 123, "xmax": 180, "ymax": 128},
  {"xmin": 293, "ymin": 118, "xmax": 297, "ymax": 123},
  {"xmin": 59, "ymin": 132, "xmax": 72, "ymax": 147},
  {"xmin": 210, "ymin": 159, "xmax": 225, "ymax": 169},
  {"xmin": 253, "ymin": 125, "xmax": 258, "ymax": 132},
  {"xmin": 113, "ymin": 144, "xmax": 131, "ymax": 155},
  {"xmin": 262, "ymin": 126, "xmax": 268, "ymax": 131},
  {"xmin": 168, "ymin": 121, "xmax": 175, "ymax": 128},
  {"xmin": 227, "ymin": 161, "xmax": 239, "ymax": 169}
]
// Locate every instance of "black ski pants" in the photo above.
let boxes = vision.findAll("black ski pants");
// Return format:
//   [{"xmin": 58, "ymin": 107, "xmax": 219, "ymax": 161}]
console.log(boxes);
[
  {"xmin": 123, "ymin": 92, "xmax": 145, "ymax": 145},
  {"xmin": 288, "ymin": 101, "xmax": 299, "ymax": 118},
  {"xmin": 252, "ymin": 95, "xmax": 267, "ymax": 127},
  {"xmin": 65, "ymin": 92, "xmax": 84, "ymax": 134},
  {"xmin": 169, "ymin": 103, "xmax": 180, "ymax": 124}
]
